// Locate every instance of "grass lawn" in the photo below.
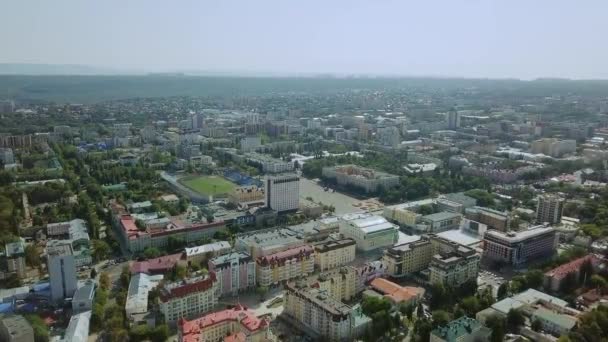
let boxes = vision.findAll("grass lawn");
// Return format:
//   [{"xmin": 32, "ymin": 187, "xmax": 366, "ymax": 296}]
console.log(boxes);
[{"xmin": 180, "ymin": 176, "xmax": 236, "ymax": 196}]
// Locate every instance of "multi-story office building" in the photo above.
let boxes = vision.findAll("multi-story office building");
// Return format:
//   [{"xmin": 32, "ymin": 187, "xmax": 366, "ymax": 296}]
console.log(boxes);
[
  {"xmin": 208, "ymin": 252, "xmax": 256, "ymax": 297},
  {"xmin": 184, "ymin": 241, "xmax": 231, "ymax": 266},
  {"xmin": 483, "ymin": 226, "xmax": 557, "ymax": 267},
  {"xmin": 339, "ymin": 213, "xmax": 399, "ymax": 252},
  {"xmin": 264, "ymin": 173, "xmax": 299, "ymax": 213},
  {"xmin": 536, "ymin": 194, "xmax": 564, "ymax": 224},
  {"xmin": 313, "ymin": 239, "xmax": 356, "ymax": 272},
  {"xmin": 235, "ymin": 228, "xmax": 304, "ymax": 258},
  {"xmin": 256, "ymin": 245, "xmax": 314, "ymax": 287},
  {"xmin": 47, "ymin": 243, "xmax": 77, "ymax": 303},
  {"xmin": 240, "ymin": 136, "xmax": 262, "ymax": 152},
  {"xmin": 4, "ymin": 241, "xmax": 26, "ymax": 278},
  {"xmin": 46, "ymin": 219, "xmax": 92, "ymax": 267},
  {"xmin": 383, "ymin": 238, "xmax": 433, "ymax": 278},
  {"xmin": 178, "ymin": 305, "xmax": 271, "ymax": 342},
  {"xmin": 419, "ymin": 212, "xmax": 462, "ymax": 233},
  {"xmin": 531, "ymin": 138, "xmax": 576, "ymax": 157},
  {"xmin": 316, "ymin": 266, "xmax": 358, "ymax": 302},
  {"xmin": 465, "ymin": 206, "xmax": 510, "ymax": 231},
  {"xmin": 119, "ymin": 215, "xmax": 227, "ymax": 253},
  {"xmin": 159, "ymin": 273, "xmax": 218, "ymax": 323},
  {"xmin": 284, "ymin": 282, "xmax": 355, "ymax": 341},
  {"xmin": 429, "ymin": 246, "xmax": 480, "ymax": 287},
  {"xmin": 376, "ymin": 126, "xmax": 401, "ymax": 147},
  {"xmin": 322, "ymin": 165, "xmax": 400, "ymax": 194},
  {"xmin": 0, "ymin": 314, "xmax": 34, "ymax": 342}
]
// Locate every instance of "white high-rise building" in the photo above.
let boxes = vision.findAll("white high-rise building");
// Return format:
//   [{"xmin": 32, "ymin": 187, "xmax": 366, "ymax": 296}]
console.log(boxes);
[
  {"xmin": 47, "ymin": 242, "xmax": 77, "ymax": 303},
  {"xmin": 265, "ymin": 173, "xmax": 300, "ymax": 213},
  {"xmin": 446, "ymin": 111, "xmax": 460, "ymax": 130},
  {"xmin": 536, "ymin": 195, "xmax": 564, "ymax": 224}
]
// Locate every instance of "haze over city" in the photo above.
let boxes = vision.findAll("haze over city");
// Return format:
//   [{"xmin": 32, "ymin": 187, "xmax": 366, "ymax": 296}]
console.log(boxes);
[{"xmin": 2, "ymin": 0, "xmax": 608, "ymax": 79}]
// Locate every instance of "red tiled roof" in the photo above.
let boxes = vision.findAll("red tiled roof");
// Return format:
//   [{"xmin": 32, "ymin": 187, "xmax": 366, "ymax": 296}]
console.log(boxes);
[
  {"xmin": 370, "ymin": 278, "xmax": 424, "ymax": 304},
  {"xmin": 179, "ymin": 305, "xmax": 268, "ymax": 342},
  {"xmin": 160, "ymin": 272, "xmax": 217, "ymax": 302},
  {"xmin": 130, "ymin": 253, "xmax": 183, "ymax": 275},
  {"xmin": 545, "ymin": 255, "xmax": 599, "ymax": 280},
  {"xmin": 256, "ymin": 245, "xmax": 313, "ymax": 266},
  {"xmin": 120, "ymin": 215, "xmax": 147, "ymax": 240}
]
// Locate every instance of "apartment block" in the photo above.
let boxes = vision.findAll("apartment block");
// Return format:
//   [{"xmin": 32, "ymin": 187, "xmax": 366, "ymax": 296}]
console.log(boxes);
[
  {"xmin": 315, "ymin": 266, "xmax": 358, "ymax": 302},
  {"xmin": 47, "ymin": 243, "xmax": 78, "ymax": 303},
  {"xmin": 256, "ymin": 245, "xmax": 314, "ymax": 287},
  {"xmin": 159, "ymin": 273, "xmax": 218, "ymax": 323},
  {"xmin": 235, "ymin": 228, "xmax": 305, "ymax": 258},
  {"xmin": 419, "ymin": 212, "xmax": 462, "ymax": 233},
  {"xmin": 178, "ymin": 305, "xmax": 271, "ymax": 342},
  {"xmin": 322, "ymin": 164, "xmax": 400, "ymax": 193},
  {"xmin": 429, "ymin": 246, "xmax": 480, "ymax": 287},
  {"xmin": 383, "ymin": 239, "xmax": 433, "ymax": 278},
  {"xmin": 483, "ymin": 226, "xmax": 557, "ymax": 267},
  {"xmin": 284, "ymin": 282, "xmax": 355, "ymax": 341},
  {"xmin": 313, "ymin": 238, "xmax": 356, "ymax": 272},
  {"xmin": 339, "ymin": 213, "xmax": 398, "ymax": 252},
  {"xmin": 465, "ymin": 206, "xmax": 510, "ymax": 231},
  {"xmin": 536, "ymin": 194, "xmax": 564, "ymax": 224},
  {"xmin": 229, "ymin": 185, "xmax": 265, "ymax": 207},
  {"xmin": 531, "ymin": 138, "xmax": 576, "ymax": 157},
  {"xmin": 4, "ymin": 241, "xmax": 26, "ymax": 278},
  {"xmin": 208, "ymin": 252, "xmax": 256, "ymax": 297}
]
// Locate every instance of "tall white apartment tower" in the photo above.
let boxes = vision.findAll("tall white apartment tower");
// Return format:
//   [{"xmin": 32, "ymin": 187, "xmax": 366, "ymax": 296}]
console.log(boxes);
[
  {"xmin": 47, "ymin": 242, "xmax": 78, "ymax": 303},
  {"xmin": 536, "ymin": 194, "xmax": 564, "ymax": 224},
  {"xmin": 265, "ymin": 173, "xmax": 300, "ymax": 213},
  {"xmin": 446, "ymin": 111, "xmax": 460, "ymax": 130}
]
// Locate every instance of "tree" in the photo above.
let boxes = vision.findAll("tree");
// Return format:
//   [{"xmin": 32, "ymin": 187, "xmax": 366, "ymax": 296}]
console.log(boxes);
[
  {"xmin": 143, "ymin": 247, "xmax": 161, "ymax": 259},
  {"xmin": 25, "ymin": 244, "xmax": 41, "ymax": 267},
  {"xmin": 25, "ymin": 315, "xmax": 49, "ymax": 342},
  {"xmin": 460, "ymin": 296, "xmax": 480, "ymax": 317},
  {"xmin": 151, "ymin": 324, "xmax": 170, "ymax": 342},
  {"xmin": 590, "ymin": 275, "xmax": 608, "ymax": 294},
  {"xmin": 417, "ymin": 302, "xmax": 425, "ymax": 318},
  {"xmin": 431, "ymin": 310, "xmax": 451, "ymax": 328},
  {"xmin": 506, "ymin": 309, "xmax": 525, "ymax": 332},
  {"xmin": 256, "ymin": 286, "xmax": 268, "ymax": 301},
  {"xmin": 413, "ymin": 318, "xmax": 432, "ymax": 342},
  {"xmin": 497, "ymin": 283, "xmax": 508, "ymax": 300},
  {"xmin": 92, "ymin": 239, "xmax": 111, "ymax": 262},
  {"xmin": 90, "ymin": 268, "xmax": 97, "ymax": 279},
  {"xmin": 580, "ymin": 259, "xmax": 595, "ymax": 285},
  {"xmin": 99, "ymin": 272, "xmax": 110, "ymax": 290},
  {"xmin": 531, "ymin": 319, "xmax": 543, "ymax": 332},
  {"xmin": 120, "ymin": 265, "xmax": 131, "ymax": 288},
  {"xmin": 485, "ymin": 314, "xmax": 506, "ymax": 342}
]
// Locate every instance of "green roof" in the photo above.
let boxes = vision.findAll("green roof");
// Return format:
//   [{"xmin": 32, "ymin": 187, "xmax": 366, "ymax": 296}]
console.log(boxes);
[
  {"xmin": 533, "ymin": 307, "xmax": 577, "ymax": 330},
  {"xmin": 431, "ymin": 317, "xmax": 489, "ymax": 342}
]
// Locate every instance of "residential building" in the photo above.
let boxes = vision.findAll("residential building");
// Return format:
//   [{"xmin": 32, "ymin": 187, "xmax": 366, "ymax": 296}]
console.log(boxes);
[
  {"xmin": 184, "ymin": 241, "xmax": 231, "ymax": 266},
  {"xmin": 531, "ymin": 138, "xmax": 576, "ymax": 157},
  {"xmin": 531, "ymin": 307, "xmax": 578, "ymax": 336},
  {"xmin": 264, "ymin": 173, "xmax": 299, "ymax": 213},
  {"xmin": 313, "ymin": 238, "xmax": 356, "ymax": 272},
  {"xmin": 256, "ymin": 245, "xmax": 314, "ymax": 287},
  {"xmin": 4, "ymin": 241, "xmax": 26, "ymax": 278},
  {"xmin": 315, "ymin": 267, "xmax": 358, "ymax": 302},
  {"xmin": 159, "ymin": 273, "xmax": 218, "ymax": 323},
  {"xmin": 72, "ymin": 280, "xmax": 95, "ymax": 313},
  {"xmin": 46, "ymin": 219, "xmax": 92, "ymax": 267},
  {"xmin": 130, "ymin": 253, "xmax": 182, "ymax": 275},
  {"xmin": 430, "ymin": 317, "xmax": 491, "ymax": 342},
  {"xmin": 369, "ymin": 278, "xmax": 425, "ymax": 306},
  {"xmin": 544, "ymin": 255, "xmax": 600, "ymax": 292},
  {"xmin": 47, "ymin": 242, "xmax": 77, "ymax": 303},
  {"xmin": 339, "ymin": 213, "xmax": 399, "ymax": 252},
  {"xmin": 429, "ymin": 246, "xmax": 480, "ymax": 287},
  {"xmin": 240, "ymin": 136, "xmax": 262, "ymax": 152},
  {"xmin": 445, "ymin": 111, "xmax": 460, "ymax": 130},
  {"xmin": 536, "ymin": 194, "xmax": 565, "ymax": 224},
  {"xmin": 419, "ymin": 212, "xmax": 462, "ymax": 233},
  {"xmin": 0, "ymin": 314, "xmax": 34, "ymax": 342},
  {"xmin": 322, "ymin": 165, "xmax": 400, "ymax": 193},
  {"xmin": 178, "ymin": 305, "xmax": 271, "ymax": 342},
  {"xmin": 229, "ymin": 186, "xmax": 265, "ymax": 207},
  {"xmin": 284, "ymin": 282, "xmax": 355, "ymax": 341},
  {"xmin": 0, "ymin": 148, "xmax": 14, "ymax": 166},
  {"xmin": 119, "ymin": 215, "xmax": 227, "ymax": 253},
  {"xmin": 58, "ymin": 310, "xmax": 91, "ymax": 342},
  {"xmin": 483, "ymin": 226, "xmax": 557, "ymax": 267},
  {"xmin": 127, "ymin": 201, "xmax": 153, "ymax": 214},
  {"xmin": 299, "ymin": 199, "xmax": 323, "ymax": 218},
  {"xmin": 376, "ymin": 126, "xmax": 401, "ymax": 147},
  {"xmin": 383, "ymin": 238, "xmax": 433, "ymax": 278},
  {"xmin": 403, "ymin": 163, "xmax": 438, "ymax": 175},
  {"xmin": 208, "ymin": 252, "xmax": 256, "ymax": 297},
  {"xmin": 235, "ymin": 228, "xmax": 304, "ymax": 258},
  {"xmin": 126, "ymin": 273, "xmax": 164, "ymax": 326},
  {"xmin": 465, "ymin": 206, "xmax": 510, "ymax": 231}
]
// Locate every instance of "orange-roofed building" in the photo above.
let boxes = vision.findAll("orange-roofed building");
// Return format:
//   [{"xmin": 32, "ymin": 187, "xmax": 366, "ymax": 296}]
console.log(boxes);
[
  {"xmin": 370, "ymin": 278, "xmax": 425, "ymax": 306},
  {"xmin": 178, "ymin": 305, "xmax": 272, "ymax": 342},
  {"xmin": 544, "ymin": 255, "xmax": 601, "ymax": 292}
]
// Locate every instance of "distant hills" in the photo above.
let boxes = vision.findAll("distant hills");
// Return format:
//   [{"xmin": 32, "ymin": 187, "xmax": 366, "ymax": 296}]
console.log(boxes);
[{"xmin": 0, "ymin": 63, "xmax": 140, "ymax": 76}]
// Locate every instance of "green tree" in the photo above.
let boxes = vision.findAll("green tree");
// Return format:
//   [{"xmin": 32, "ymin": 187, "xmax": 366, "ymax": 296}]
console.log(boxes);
[
  {"xmin": 256, "ymin": 286, "xmax": 269, "ymax": 301},
  {"xmin": 590, "ymin": 275, "xmax": 608, "ymax": 294},
  {"xmin": 485, "ymin": 314, "xmax": 506, "ymax": 342},
  {"xmin": 431, "ymin": 310, "xmax": 451, "ymax": 328},
  {"xmin": 143, "ymin": 247, "xmax": 161, "ymax": 259},
  {"xmin": 507, "ymin": 309, "xmax": 525, "ymax": 332},
  {"xmin": 25, "ymin": 315, "xmax": 49, "ymax": 342},
  {"xmin": 92, "ymin": 239, "xmax": 111, "ymax": 262},
  {"xmin": 497, "ymin": 283, "xmax": 509, "ymax": 300},
  {"xmin": 99, "ymin": 272, "xmax": 110, "ymax": 290},
  {"xmin": 25, "ymin": 244, "xmax": 41, "ymax": 267},
  {"xmin": 531, "ymin": 319, "xmax": 543, "ymax": 332},
  {"xmin": 151, "ymin": 324, "xmax": 170, "ymax": 342}
]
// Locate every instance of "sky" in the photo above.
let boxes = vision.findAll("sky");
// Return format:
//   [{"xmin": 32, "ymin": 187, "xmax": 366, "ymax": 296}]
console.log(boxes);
[{"xmin": 1, "ymin": 0, "xmax": 607, "ymax": 79}]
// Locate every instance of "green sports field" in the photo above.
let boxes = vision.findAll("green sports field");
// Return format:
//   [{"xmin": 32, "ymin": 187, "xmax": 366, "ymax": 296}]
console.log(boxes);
[{"xmin": 179, "ymin": 176, "xmax": 236, "ymax": 196}]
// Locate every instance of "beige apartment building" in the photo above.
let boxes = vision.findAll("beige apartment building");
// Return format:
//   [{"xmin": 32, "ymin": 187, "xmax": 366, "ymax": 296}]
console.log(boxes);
[
  {"xmin": 256, "ymin": 245, "xmax": 314, "ymax": 287},
  {"xmin": 383, "ymin": 238, "xmax": 433, "ymax": 278},
  {"xmin": 429, "ymin": 246, "xmax": 480, "ymax": 287},
  {"xmin": 314, "ymin": 238, "xmax": 356, "ymax": 272},
  {"xmin": 316, "ymin": 266, "xmax": 358, "ymax": 302},
  {"xmin": 159, "ymin": 274, "xmax": 218, "ymax": 323}
]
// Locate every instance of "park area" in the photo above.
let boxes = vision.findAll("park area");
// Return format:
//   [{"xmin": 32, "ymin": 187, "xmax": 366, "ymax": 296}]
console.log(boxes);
[{"xmin": 179, "ymin": 175, "xmax": 236, "ymax": 196}]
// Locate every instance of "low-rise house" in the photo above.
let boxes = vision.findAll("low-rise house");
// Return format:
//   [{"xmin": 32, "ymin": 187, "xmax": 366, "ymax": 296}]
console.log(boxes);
[
  {"xmin": 369, "ymin": 278, "xmax": 425, "ymax": 306},
  {"xmin": 0, "ymin": 314, "xmax": 34, "ymax": 342},
  {"xmin": 126, "ymin": 273, "xmax": 163, "ymax": 326},
  {"xmin": 72, "ymin": 280, "xmax": 95, "ymax": 313},
  {"xmin": 430, "ymin": 317, "xmax": 491, "ymax": 342}
]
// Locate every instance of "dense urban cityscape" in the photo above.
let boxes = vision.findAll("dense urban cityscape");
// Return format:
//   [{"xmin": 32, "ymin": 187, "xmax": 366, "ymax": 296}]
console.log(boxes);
[{"xmin": 0, "ymin": 75, "xmax": 607, "ymax": 342}]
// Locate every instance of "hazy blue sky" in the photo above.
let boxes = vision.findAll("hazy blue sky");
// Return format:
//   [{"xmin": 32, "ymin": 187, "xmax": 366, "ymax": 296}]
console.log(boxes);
[{"xmin": 1, "ymin": 0, "xmax": 607, "ymax": 79}]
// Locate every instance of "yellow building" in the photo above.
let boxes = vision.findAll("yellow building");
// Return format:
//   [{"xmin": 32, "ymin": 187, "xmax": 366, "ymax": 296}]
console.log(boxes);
[
  {"xmin": 314, "ymin": 238, "xmax": 356, "ymax": 272},
  {"xmin": 256, "ymin": 245, "xmax": 314, "ymax": 287},
  {"xmin": 316, "ymin": 266, "xmax": 358, "ymax": 302},
  {"xmin": 382, "ymin": 238, "xmax": 433, "ymax": 278},
  {"xmin": 229, "ymin": 185, "xmax": 265, "ymax": 207}
]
